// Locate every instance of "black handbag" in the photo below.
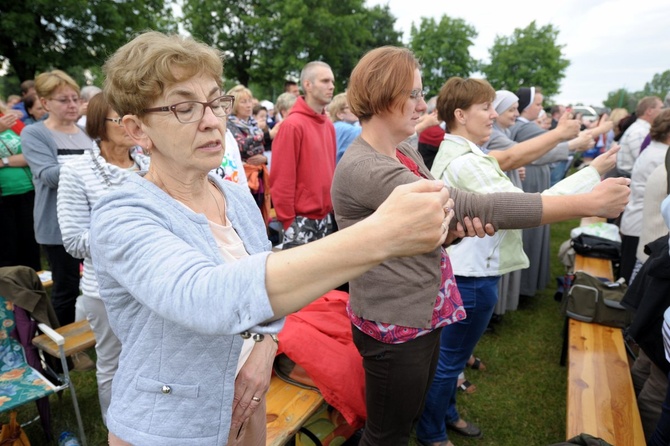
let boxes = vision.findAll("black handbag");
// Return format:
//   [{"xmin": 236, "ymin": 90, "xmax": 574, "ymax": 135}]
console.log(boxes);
[{"xmin": 570, "ymin": 234, "xmax": 621, "ymax": 260}]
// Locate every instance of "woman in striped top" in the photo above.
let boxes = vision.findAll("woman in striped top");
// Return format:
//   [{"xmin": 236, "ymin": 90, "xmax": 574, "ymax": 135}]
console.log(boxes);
[{"xmin": 57, "ymin": 93, "xmax": 149, "ymax": 424}]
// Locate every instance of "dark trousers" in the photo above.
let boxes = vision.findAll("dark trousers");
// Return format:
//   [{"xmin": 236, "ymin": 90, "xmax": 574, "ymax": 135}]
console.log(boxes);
[
  {"xmin": 620, "ymin": 234, "xmax": 640, "ymax": 285},
  {"xmin": 649, "ymin": 371, "xmax": 670, "ymax": 446},
  {"xmin": 0, "ymin": 191, "xmax": 41, "ymax": 271},
  {"xmin": 43, "ymin": 244, "xmax": 80, "ymax": 326},
  {"xmin": 352, "ymin": 325, "xmax": 442, "ymax": 446}
]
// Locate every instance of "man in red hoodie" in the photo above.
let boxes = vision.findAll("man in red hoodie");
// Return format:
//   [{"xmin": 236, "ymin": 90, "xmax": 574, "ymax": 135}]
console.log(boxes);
[{"xmin": 270, "ymin": 61, "xmax": 337, "ymax": 248}]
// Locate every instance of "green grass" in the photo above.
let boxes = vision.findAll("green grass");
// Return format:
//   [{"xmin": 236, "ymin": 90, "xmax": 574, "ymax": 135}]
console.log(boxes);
[
  {"xmin": 409, "ymin": 219, "xmax": 580, "ymax": 446},
  {"xmin": 1, "ymin": 219, "xmax": 579, "ymax": 445}
]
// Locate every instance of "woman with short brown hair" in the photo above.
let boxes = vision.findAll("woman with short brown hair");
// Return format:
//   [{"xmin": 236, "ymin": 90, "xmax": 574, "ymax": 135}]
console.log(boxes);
[{"xmin": 333, "ymin": 46, "xmax": 629, "ymax": 445}]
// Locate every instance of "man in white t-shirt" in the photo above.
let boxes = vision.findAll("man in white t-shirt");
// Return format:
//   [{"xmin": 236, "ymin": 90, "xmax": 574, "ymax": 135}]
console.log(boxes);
[{"xmin": 617, "ymin": 96, "xmax": 663, "ymax": 176}]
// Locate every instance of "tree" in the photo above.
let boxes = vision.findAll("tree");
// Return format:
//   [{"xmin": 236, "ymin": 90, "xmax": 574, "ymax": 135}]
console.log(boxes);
[
  {"xmin": 183, "ymin": 0, "xmax": 270, "ymax": 89},
  {"xmin": 409, "ymin": 15, "xmax": 478, "ymax": 96},
  {"xmin": 0, "ymin": 0, "xmax": 176, "ymax": 82},
  {"xmin": 481, "ymin": 21, "xmax": 569, "ymax": 99},
  {"xmin": 642, "ymin": 69, "xmax": 670, "ymax": 100},
  {"xmin": 183, "ymin": 0, "xmax": 402, "ymax": 98},
  {"xmin": 364, "ymin": 5, "xmax": 403, "ymax": 49},
  {"xmin": 603, "ymin": 88, "xmax": 639, "ymax": 113},
  {"xmin": 603, "ymin": 70, "xmax": 670, "ymax": 113}
]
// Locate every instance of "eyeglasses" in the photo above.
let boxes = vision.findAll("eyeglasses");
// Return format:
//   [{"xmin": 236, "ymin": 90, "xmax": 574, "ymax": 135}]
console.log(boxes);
[
  {"xmin": 143, "ymin": 95, "xmax": 235, "ymax": 124},
  {"xmin": 105, "ymin": 117, "xmax": 124, "ymax": 127},
  {"xmin": 51, "ymin": 97, "xmax": 80, "ymax": 104},
  {"xmin": 409, "ymin": 88, "xmax": 429, "ymax": 100}
]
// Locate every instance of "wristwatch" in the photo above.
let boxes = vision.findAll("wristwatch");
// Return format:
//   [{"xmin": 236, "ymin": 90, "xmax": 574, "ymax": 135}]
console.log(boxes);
[{"xmin": 1, "ymin": 157, "xmax": 8, "ymax": 167}]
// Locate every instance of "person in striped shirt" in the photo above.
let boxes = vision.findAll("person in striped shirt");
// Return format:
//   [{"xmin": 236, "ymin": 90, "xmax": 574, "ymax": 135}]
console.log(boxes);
[{"xmin": 57, "ymin": 93, "xmax": 149, "ymax": 424}]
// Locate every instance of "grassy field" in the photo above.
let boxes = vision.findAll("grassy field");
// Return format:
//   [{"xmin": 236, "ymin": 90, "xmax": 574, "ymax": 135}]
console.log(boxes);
[
  {"xmin": 1, "ymin": 219, "xmax": 579, "ymax": 445},
  {"xmin": 408, "ymin": 220, "xmax": 578, "ymax": 446}
]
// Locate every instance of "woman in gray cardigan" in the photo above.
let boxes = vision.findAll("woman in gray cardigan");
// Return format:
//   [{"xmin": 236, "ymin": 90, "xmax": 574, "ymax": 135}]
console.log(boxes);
[
  {"xmin": 21, "ymin": 70, "xmax": 92, "ymax": 327},
  {"xmin": 92, "ymin": 32, "xmax": 455, "ymax": 446}
]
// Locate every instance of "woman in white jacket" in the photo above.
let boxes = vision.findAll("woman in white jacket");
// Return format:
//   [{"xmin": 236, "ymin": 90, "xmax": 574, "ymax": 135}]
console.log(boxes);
[{"xmin": 417, "ymin": 78, "xmax": 621, "ymax": 446}]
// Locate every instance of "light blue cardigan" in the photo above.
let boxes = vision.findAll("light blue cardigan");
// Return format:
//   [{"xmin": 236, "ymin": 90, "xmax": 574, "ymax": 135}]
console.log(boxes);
[{"xmin": 90, "ymin": 173, "xmax": 283, "ymax": 445}]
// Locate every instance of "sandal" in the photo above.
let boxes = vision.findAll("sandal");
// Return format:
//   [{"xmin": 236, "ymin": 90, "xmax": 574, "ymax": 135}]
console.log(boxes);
[
  {"xmin": 416, "ymin": 439, "xmax": 451, "ymax": 446},
  {"xmin": 467, "ymin": 355, "xmax": 486, "ymax": 371},
  {"xmin": 446, "ymin": 419, "xmax": 482, "ymax": 438},
  {"xmin": 457, "ymin": 379, "xmax": 476, "ymax": 394}
]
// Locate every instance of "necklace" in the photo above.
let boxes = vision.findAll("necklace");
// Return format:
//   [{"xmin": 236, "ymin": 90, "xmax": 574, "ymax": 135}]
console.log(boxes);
[{"xmin": 207, "ymin": 181, "xmax": 227, "ymax": 225}]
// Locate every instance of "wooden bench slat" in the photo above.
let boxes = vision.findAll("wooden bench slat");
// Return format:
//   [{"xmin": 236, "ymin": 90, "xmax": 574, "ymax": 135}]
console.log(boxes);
[
  {"xmin": 567, "ymin": 319, "xmax": 645, "ymax": 445},
  {"xmin": 567, "ymin": 250, "xmax": 646, "ymax": 445},
  {"xmin": 32, "ymin": 320, "xmax": 96, "ymax": 358},
  {"xmin": 266, "ymin": 375, "xmax": 324, "ymax": 446},
  {"xmin": 574, "ymin": 255, "xmax": 614, "ymax": 280}
]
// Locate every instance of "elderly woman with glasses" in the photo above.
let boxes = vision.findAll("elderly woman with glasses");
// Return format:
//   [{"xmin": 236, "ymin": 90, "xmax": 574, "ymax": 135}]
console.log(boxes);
[
  {"xmin": 21, "ymin": 70, "xmax": 93, "ymax": 327},
  {"xmin": 56, "ymin": 93, "xmax": 149, "ymax": 425},
  {"xmin": 91, "ymin": 32, "xmax": 456, "ymax": 446}
]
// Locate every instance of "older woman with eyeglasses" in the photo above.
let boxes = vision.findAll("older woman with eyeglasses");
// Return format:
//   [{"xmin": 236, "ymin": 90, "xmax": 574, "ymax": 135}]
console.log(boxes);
[
  {"xmin": 91, "ymin": 32, "xmax": 455, "ymax": 446},
  {"xmin": 56, "ymin": 93, "xmax": 149, "ymax": 425},
  {"xmin": 21, "ymin": 70, "xmax": 93, "ymax": 327}
]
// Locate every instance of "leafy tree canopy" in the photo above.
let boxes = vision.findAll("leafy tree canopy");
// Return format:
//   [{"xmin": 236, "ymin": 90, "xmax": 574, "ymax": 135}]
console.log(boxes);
[
  {"xmin": 603, "ymin": 70, "xmax": 669, "ymax": 113},
  {"xmin": 183, "ymin": 0, "xmax": 402, "ymax": 99},
  {"xmin": 642, "ymin": 69, "xmax": 670, "ymax": 100},
  {"xmin": 481, "ymin": 21, "xmax": 569, "ymax": 99},
  {"xmin": 0, "ymin": 0, "xmax": 176, "ymax": 83},
  {"xmin": 409, "ymin": 15, "xmax": 478, "ymax": 96},
  {"xmin": 603, "ymin": 88, "xmax": 640, "ymax": 113}
]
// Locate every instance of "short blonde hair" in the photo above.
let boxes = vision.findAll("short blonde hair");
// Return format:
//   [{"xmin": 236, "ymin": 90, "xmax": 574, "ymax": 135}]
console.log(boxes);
[
  {"xmin": 275, "ymin": 92, "xmax": 297, "ymax": 116},
  {"xmin": 34, "ymin": 70, "xmax": 80, "ymax": 99},
  {"xmin": 437, "ymin": 77, "xmax": 495, "ymax": 129},
  {"xmin": 327, "ymin": 93, "xmax": 349, "ymax": 123},
  {"xmin": 103, "ymin": 31, "xmax": 223, "ymax": 117},
  {"xmin": 226, "ymin": 85, "xmax": 253, "ymax": 116},
  {"xmin": 609, "ymin": 108, "xmax": 629, "ymax": 127},
  {"xmin": 348, "ymin": 46, "xmax": 418, "ymax": 122}
]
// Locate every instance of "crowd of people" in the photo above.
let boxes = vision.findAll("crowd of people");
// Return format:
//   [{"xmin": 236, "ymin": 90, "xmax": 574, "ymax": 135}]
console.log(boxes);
[{"xmin": 3, "ymin": 29, "xmax": 670, "ymax": 446}]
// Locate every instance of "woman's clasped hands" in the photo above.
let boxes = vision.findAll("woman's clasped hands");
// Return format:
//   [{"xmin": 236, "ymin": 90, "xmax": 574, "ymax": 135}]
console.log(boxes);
[{"xmin": 370, "ymin": 179, "xmax": 451, "ymax": 257}]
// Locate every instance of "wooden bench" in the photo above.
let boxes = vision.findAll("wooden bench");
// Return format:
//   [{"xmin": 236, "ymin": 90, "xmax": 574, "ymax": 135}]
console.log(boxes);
[
  {"xmin": 32, "ymin": 319, "xmax": 96, "ymax": 358},
  {"xmin": 566, "ymin": 230, "xmax": 645, "ymax": 444},
  {"xmin": 266, "ymin": 375, "xmax": 325, "ymax": 446},
  {"xmin": 37, "ymin": 271, "xmax": 324, "ymax": 445},
  {"xmin": 34, "ymin": 270, "xmax": 96, "ymax": 358},
  {"xmin": 37, "ymin": 270, "xmax": 54, "ymax": 289}
]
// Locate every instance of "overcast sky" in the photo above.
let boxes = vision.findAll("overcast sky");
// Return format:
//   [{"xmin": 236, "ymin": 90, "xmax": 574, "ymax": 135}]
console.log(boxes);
[{"xmin": 366, "ymin": 0, "xmax": 670, "ymax": 107}]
